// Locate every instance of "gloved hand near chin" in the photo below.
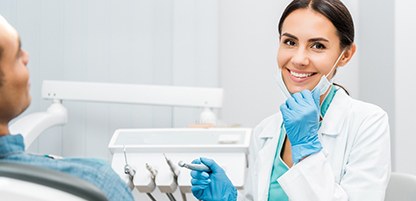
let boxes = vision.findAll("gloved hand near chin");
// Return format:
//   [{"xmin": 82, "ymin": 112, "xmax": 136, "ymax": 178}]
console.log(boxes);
[
  {"xmin": 190, "ymin": 157, "xmax": 237, "ymax": 201},
  {"xmin": 280, "ymin": 89, "xmax": 323, "ymax": 164}
]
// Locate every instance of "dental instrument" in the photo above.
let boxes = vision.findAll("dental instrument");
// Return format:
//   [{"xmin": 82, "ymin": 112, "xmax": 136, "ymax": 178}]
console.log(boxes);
[
  {"xmin": 160, "ymin": 155, "xmax": 179, "ymax": 201},
  {"xmin": 145, "ymin": 163, "xmax": 158, "ymax": 201},
  {"xmin": 166, "ymin": 192, "xmax": 177, "ymax": 201},
  {"xmin": 123, "ymin": 146, "xmax": 136, "ymax": 190},
  {"xmin": 164, "ymin": 154, "xmax": 186, "ymax": 201},
  {"xmin": 109, "ymin": 128, "xmax": 252, "ymax": 197},
  {"xmin": 178, "ymin": 161, "xmax": 211, "ymax": 172},
  {"xmin": 164, "ymin": 154, "xmax": 180, "ymax": 178},
  {"xmin": 166, "ymin": 193, "xmax": 177, "ymax": 201},
  {"xmin": 146, "ymin": 163, "xmax": 158, "ymax": 180}
]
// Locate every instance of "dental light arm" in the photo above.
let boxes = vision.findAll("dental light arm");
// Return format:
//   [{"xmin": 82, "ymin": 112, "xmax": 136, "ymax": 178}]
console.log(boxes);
[
  {"xmin": 43, "ymin": 80, "xmax": 223, "ymax": 125},
  {"xmin": 10, "ymin": 80, "xmax": 223, "ymax": 148},
  {"xmin": 41, "ymin": 80, "xmax": 223, "ymax": 108}
]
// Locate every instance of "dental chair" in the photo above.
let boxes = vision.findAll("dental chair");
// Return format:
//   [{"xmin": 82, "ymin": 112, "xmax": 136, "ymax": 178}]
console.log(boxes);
[
  {"xmin": 385, "ymin": 172, "xmax": 416, "ymax": 201},
  {"xmin": 0, "ymin": 161, "xmax": 108, "ymax": 201}
]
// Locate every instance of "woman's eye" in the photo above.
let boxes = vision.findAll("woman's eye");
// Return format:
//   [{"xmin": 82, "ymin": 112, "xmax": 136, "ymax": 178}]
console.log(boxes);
[
  {"xmin": 311, "ymin": 42, "xmax": 326, "ymax": 49},
  {"xmin": 283, "ymin": 39, "xmax": 296, "ymax": 46}
]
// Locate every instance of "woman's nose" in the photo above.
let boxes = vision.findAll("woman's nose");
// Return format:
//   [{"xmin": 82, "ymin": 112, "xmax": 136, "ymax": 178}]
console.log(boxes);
[{"xmin": 291, "ymin": 49, "xmax": 309, "ymax": 67}]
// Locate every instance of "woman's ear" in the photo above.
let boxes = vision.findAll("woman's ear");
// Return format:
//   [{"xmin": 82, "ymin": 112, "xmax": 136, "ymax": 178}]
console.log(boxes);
[{"xmin": 338, "ymin": 43, "xmax": 356, "ymax": 67}]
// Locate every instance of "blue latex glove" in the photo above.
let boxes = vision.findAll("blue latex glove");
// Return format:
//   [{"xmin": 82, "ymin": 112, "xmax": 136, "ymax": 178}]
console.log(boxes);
[
  {"xmin": 190, "ymin": 157, "xmax": 237, "ymax": 201},
  {"xmin": 279, "ymin": 89, "xmax": 323, "ymax": 164}
]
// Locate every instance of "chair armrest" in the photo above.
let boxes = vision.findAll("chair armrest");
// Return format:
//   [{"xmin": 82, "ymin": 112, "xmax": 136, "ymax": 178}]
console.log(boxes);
[{"xmin": 0, "ymin": 161, "xmax": 107, "ymax": 201}]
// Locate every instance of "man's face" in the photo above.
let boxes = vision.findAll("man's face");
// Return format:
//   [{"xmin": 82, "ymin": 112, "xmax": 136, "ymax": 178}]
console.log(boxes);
[{"xmin": 0, "ymin": 17, "xmax": 30, "ymax": 122}]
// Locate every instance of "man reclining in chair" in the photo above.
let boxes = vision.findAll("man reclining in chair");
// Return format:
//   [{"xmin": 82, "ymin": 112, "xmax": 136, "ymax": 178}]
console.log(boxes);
[{"xmin": 0, "ymin": 15, "xmax": 134, "ymax": 201}]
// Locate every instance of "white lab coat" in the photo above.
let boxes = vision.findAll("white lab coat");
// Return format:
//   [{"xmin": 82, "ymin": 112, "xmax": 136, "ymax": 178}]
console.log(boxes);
[{"xmin": 240, "ymin": 89, "xmax": 391, "ymax": 201}]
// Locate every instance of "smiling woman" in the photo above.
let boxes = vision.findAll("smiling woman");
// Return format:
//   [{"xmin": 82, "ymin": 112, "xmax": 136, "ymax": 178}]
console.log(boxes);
[
  {"xmin": 188, "ymin": 0, "xmax": 391, "ymax": 201},
  {"xmin": 277, "ymin": 0, "xmax": 355, "ymax": 98}
]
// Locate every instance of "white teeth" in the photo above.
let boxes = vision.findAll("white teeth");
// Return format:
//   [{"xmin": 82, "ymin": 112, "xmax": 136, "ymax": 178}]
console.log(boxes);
[{"xmin": 290, "ymin": 70, "xmax": 313, "ymax": 78}]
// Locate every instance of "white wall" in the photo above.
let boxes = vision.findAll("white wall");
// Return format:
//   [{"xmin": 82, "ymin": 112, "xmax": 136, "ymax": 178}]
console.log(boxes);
[
  {"xmin": 395, "ymin": 0, "xmax": 416, "ymax": 174},
  {"xmin": 4, "ymin": 0, "xmax": 409, "ymax": 173},
  {"xmin": 358, "ymin": 0, "xmax": 396, "ymax": 170},
  {"xmin": 218, "ymin": 0, "xmax": 286, "ymax": 127}
]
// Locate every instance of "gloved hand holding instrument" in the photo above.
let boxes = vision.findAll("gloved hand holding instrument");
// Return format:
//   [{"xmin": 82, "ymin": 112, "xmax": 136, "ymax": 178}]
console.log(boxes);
[{"xmin": 187, "ymin": 157, "xmax": 237, "ymax": 201}]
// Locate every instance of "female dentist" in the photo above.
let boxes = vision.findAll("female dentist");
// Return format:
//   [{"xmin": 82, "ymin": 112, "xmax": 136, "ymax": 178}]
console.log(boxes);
[{"xmin": 189, "ymin": 0, "xmax": 391, "ymax": 200}]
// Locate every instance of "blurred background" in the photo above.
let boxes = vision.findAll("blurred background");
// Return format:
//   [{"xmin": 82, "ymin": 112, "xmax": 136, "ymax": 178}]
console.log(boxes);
[{"xmin": 0, "ymin": 0, "xmax": 413, "ymax": 175}]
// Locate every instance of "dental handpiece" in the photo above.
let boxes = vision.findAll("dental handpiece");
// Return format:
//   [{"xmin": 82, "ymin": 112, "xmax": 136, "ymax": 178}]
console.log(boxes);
[
  {"xmin": 164, "ymin": 153, "xmax": 180, "ymax": 177},
  {"xmin": 146, "ymin": 163, "xmax": 158, "ymax": 180},
  {"xmin": 178, "ymin": 161, "xmax": 211, "ymax": 172},
  {"xmin": 123, "ymin": 146, "xmax": 136, "ymax": 190},
  {"xmin": 123, "ymin": 147, "xmax": 135, "ymax": 176},
  {"xmin": 144, "ymin": 163, "xmax": 158, "ymax": 201}
]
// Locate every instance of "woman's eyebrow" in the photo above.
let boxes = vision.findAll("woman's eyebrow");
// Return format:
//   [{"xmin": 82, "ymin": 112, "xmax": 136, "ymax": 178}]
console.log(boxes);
[
  {"xmin": 308, "ymin": 37, "xmax": 329, "ymax": 43},
  {"xmin": 281, "ymin": 33, "xmax": 298, "ymax": 40},
  {"xmin": 281, "ymin": 33, "xmax": 329, "ymax": 43}
]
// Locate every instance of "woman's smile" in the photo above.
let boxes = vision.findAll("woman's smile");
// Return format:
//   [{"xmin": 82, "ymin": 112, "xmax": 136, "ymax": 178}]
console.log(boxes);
[{"xmin": 286, "ymin": 67, "xmax": 318, "ymax": 83}]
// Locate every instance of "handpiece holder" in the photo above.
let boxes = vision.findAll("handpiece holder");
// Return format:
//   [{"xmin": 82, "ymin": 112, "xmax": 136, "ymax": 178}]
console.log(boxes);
[{"xmin": 109, "ymin": 128, "xmax": 251, "ymax": 194}]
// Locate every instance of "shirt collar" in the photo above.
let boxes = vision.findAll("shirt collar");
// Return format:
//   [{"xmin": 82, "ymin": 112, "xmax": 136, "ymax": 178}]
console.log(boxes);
[
  {"xmin": 0, "ymin": 134, "xmax": 25, "ymax": 158},
  {"xmin": 320, "ymin": 85, "xmax": 337, "ymax": 118}
]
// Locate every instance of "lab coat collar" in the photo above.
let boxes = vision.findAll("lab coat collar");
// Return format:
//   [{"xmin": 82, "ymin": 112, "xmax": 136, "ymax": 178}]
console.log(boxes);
[
  {"xmin": 319, "ymin": 89, "xmax": 352, "ymax": 136},
  {"xmin": 255, "ymin": 113, "xmax": 282, "ymax": 201},
  {"xmin": 258, "ymin": 113, "xmax": 282, "ymax": 139}
]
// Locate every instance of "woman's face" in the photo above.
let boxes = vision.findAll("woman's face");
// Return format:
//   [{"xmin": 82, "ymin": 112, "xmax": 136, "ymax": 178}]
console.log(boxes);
[{"xmin": 278, "ymin": 8, "xmax": 344, "ymax": 94}]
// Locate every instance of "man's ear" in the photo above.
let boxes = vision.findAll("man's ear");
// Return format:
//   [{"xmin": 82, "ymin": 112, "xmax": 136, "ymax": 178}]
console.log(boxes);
[{"xmin": 338, "ymin": 43, "xmax": 356, "ymax": 67}]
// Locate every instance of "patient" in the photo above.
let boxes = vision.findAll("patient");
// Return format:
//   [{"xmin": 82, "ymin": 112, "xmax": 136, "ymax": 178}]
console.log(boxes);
[{"xmin": 0, "ymin": 15, "xmax": 134, "ymax": 201}]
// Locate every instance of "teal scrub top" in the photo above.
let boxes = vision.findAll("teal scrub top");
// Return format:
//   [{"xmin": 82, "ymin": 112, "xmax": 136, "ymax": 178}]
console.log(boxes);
[{"xmin": 267, "ymin": 86, "xmax": 338, "ymax": 201}]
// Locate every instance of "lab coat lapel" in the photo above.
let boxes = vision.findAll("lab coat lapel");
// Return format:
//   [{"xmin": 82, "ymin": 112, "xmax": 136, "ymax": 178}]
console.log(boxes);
[
  {"xmin": 319, "ymin": 89, "xmax": 351, "ymax": 136},
  {"xmin": 256, "ymin": 115, "xmax": 282, "ymax": 201}
]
